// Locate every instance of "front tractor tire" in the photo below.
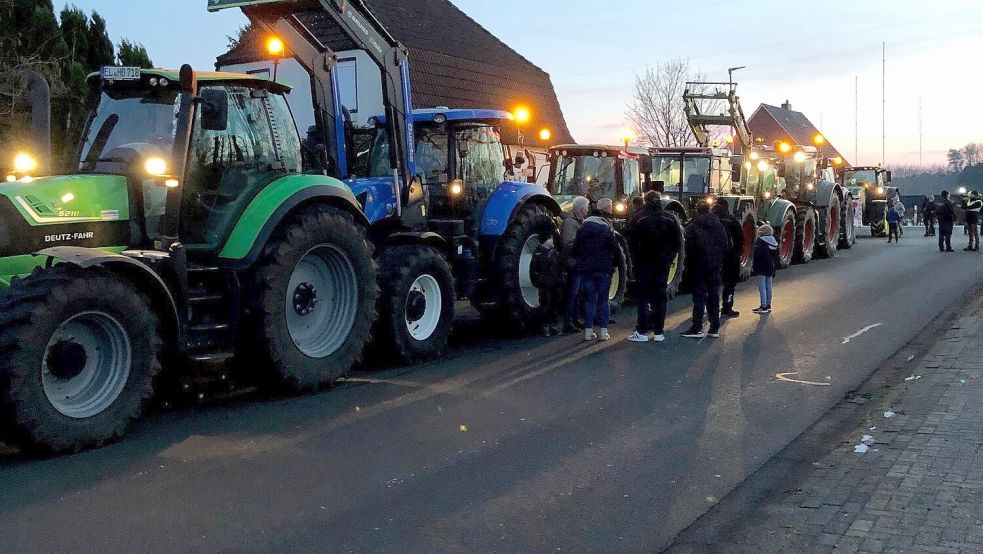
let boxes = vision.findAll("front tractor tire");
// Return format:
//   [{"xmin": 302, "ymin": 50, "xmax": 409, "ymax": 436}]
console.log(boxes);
[
  {"xmin": 737, "ymin": 204, "xmax": 756, "ymax": 281},
  {"xmin": 667, "ymin": 212, "xmax": 686, "ymax": 298},
  {"xmin": 247, "ymin": 207, "xmax": 378, "ymax": 390},
  {"xmin": 794, "ymin": 206, "xmax": 817, "ymax": 264},
  {"xmin": 493, "ymin": 203, "xmax": 557, "ymax": 330},
  {"xmin": 608, "ymin": 242, "xmax": 628, "ymax": 310},
  {"xmin": 0, "ymin": 266, "xmax": 162, "ymax": 453},
  {"xmin": 815, "ymin": 196, "xmax": 841, "ymax": 259},
  {"xmin": 375, "ymin": 245, "xmax": 455, "ymax": 364},
  {"xmin": 839, "ymin": 197, "xmax": 856, "ymax": 249},
  {"xmin": 775, "ymin": 208, "xmax": 797, "ymax": 269},
  {"xmin": 868, "ymin": 201, "xmax": 887, "ymax": 238}
]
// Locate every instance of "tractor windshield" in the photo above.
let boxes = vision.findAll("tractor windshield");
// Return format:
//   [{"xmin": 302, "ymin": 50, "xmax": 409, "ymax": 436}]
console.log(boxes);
[
  {"xmin": 650, "ymin": 155, "xmax": 710, "ymax": 194},
  {"xmin": 784, "ymin": 157, "xmax": 818, "ymax": 194},
  {"xmin": 454, "ymin": 124, "xmax": 506, "ymax": 201},
  {"xmin": 844, "ymin": 169, "xmax": 878, "ymax": 188},
  {"xmin": 78, "ymin": 89, "xmax": 181, "ymax": 172},
  {"xmin": 551, "ymin": 154, "xmax": 617, "ymax": 200}
]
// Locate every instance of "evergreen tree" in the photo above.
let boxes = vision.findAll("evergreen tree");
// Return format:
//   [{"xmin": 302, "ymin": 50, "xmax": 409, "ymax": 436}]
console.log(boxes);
[
  {"xmin": 86, "ymin": 12, "xmax": 115, "ymax": 69},
  {"xmin": 117, "ymin": 39, "xmax": 153, "ymax": 68}
]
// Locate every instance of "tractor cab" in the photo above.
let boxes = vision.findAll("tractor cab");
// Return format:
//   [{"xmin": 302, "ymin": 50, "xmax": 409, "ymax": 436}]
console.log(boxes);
[
  {"xmin": 841, "ymin": 166, "xmax": 892, "ymax": 201},
  {"xmin": 75, "ymin": 68, "xmax": 303, "ymax": 252},
  {"xmin": 732, "ymin": 148, "xmax": 785, "ymax": 204},
  {"xmin": 646, "ymin": 146, "xmax": 736, "ymax": 213},
  {"xmin": 547, "ymin": 144, "xmax": 641, "ymax": 218},
  {"xmin": 362, "ymin": 108, "xmax": 515, "ymax": 234}
]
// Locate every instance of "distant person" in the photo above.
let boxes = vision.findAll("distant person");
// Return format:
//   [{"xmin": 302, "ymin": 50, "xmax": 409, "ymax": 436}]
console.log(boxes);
[
  {"xmin": 752, "ymin": 224, "xmax": 781, "ymax": 314},
  {"xmin": 712, "ymin": 200, "xmax": 744, "ymax": 318},
  {"xmin": 938, "ymin": 190, "xmax": 956, "ymax": 252},
  {"xmin": 893, "ymin": 197, "xmax": 906, "ymax": 236},
  {"xmin": 964, "ymin": 191, "xmax": 982, "ymax": 251},
  {"xmin": 922, "ymin": 194, "xmax": 936, "ymax": 236},
  {"xmin": 681, "ymin": 202, "xmax": 730, "ymax": 339},
  {"xmin": 626, "ymin": 191, "xmax": 682, "ymax": 343},
  {"xmin": 886, "ymin": 202, "xmax": 902, "ymax": 243},
  {"xmin": 854, "ymin": 199, "xmax": 863, "ymax": 227},
  {"xmin": 571, "ymin": 198, "xmax": 619, "ymax": 341},
  {"xmin": 560, "ymin": 196, "xmax": 589, "ymax": 332}
]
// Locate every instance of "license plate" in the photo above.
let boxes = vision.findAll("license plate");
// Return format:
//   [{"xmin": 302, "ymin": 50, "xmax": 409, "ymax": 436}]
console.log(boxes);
[{"xmin": 100, "ymin": 66, "xmax": 142, "ymax": 81}]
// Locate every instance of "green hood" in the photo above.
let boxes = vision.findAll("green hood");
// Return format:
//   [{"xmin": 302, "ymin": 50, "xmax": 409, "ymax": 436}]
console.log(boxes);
[{"xmin": 0, "ymin": 174, "xmax": 130, "ymax": 225}]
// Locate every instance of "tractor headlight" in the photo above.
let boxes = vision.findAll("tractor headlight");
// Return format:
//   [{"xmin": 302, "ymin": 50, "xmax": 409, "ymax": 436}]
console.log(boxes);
[
  {"xmin": 164, "ymin": 179, "xmax": 180, "ymax": 188},
  {"xmin": 793, "ymin": 151, "xmax": 807, "ymax": 163},
  {"xmin": 764, "ymin": 191, "xmax": 772, "ymax": 199},
  {"xmin": 13, "ymin": 152, "xmax": 38, "ymax": 173},
  {"xmin": 876, "ymin": 186, "xmax": 884, "ymax": 195},
  {"xmin": 5, "ymin": 175, "xmax": 15, "ymax": 183},
  {"xmin": 614, "ymin": 202, "xmax": 627, "ymax": 215},
  {"xmin": 449, "ymin": 179, "xmax": 464, "ymax": 196},
  {"xmin": 749, "ymin": 151, "xmax": 760, "ymax": 161},
  {"xmin": 806, "ymin": 183, "xmax": 815, "ymax": 191},
  {"xmin": 145, "ymin": 157, "xmax": 167, "ymax": 176},
  {"xmin": 757, "ymin": 160, "xmax": 769, "ymax": 172}
]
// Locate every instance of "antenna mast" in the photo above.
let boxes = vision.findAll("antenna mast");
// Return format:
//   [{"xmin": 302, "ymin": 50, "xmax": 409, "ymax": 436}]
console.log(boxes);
[{"xmin": 882, "ymin": 42, "xmax": 886, "ymax": 166}]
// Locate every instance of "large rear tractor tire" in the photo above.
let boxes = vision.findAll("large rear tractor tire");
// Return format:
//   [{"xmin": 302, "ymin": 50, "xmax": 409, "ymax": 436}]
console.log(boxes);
[
  {"xmin": 794, "ymin": 206, "xmax": 817, "ymax": 264},
  {"xmin": 246, "ymin": 207, "xmax": 378, "ymax": 390},
  {"xmin": 839, "ymin": 197, "xmax": 856, "ymax": 249},
  {"xmin": 609, "ymin": 242, "xmax": 628, "ymax": 310},
  {"xmin": 737, "ymin": 204, "xmax": 756, "ymax": 281},
  {"xmin": 0, "ymin": 266, "xmax": 162, "ymax": 453},
  {"xmin": 868, "ymin": 201, "xmax": 887, "ymax": 237},
  {"xmin": 374, "ymin": 245, "xmax": 455, "ymax": 364},
  {"xmin": 815, "ymin": 196, "xmax": 841, "ymax": 259},
  {"xmin": 775, "ymin": 208, "xmax": 796, "ymax": 269},
  {"xmin": 492, "ymin": 204, "xmax": 557, "ymax": 330},
  {"xmin": 667, "ymin": 212, "xmax": 685, "ymax": 298}
]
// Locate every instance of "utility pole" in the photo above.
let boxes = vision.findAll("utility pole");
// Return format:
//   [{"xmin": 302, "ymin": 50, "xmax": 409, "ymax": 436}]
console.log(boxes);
[
  {"xmin": 854, "ymin": 76, "xmax": 859, "ymax": 166},
  {"xmin": 882, "ymin": 41, "xmax": 886, "ymax": 166}
]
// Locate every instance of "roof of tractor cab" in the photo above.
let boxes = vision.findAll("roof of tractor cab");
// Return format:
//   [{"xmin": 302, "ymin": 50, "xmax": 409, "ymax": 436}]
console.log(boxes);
[
  {"xmin": 649, "ymin": 146, "xmax": 732, "ymax": 156},
  {"xmin": 552, "ymin": 144, "xmax": 625, "ymax": 153},
  {"xmin": 373, "ymin": 108, "xmax": 512, "ymax": 125},
  {"xmin": 87, "ymin": 68, "xmax": 291, "ymax": 93}
]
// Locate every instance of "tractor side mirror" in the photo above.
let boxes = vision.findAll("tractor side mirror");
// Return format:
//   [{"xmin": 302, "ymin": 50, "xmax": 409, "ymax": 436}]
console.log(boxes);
[
  {"xmin": 731, "ymin": 161, "xmax": 743, "ymax": 182},
  {"xmin": 514, "ymin": 155, "xmax": 526, "ymax": 167},
  {"xmin": 638, "ymin": 155, "xmax": 652, "ymax": 175},
  {"xmin": 199, "ymin": 89, "xmax": 229, "ymax": 131},
  {"xmin": 776, "ymin": 161, "xmax": 787, "ymax": 178},
  {"xmin": 456, "ymin": 139, "xmax": 470, "ymax": 159},
  {"xmin": 653, "ymin": 179, "xmax": 665, "ymax": 193},
  {"xmin": 885, "ymin": 170, "xmax": 893, "ymax": 183}
]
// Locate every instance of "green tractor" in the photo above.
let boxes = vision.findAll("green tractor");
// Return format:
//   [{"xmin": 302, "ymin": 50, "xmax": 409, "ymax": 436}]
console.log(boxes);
[
  {"xmin": 840, "ymin": 166, "xmax": 893, "ymax": 237},
  {"xmin": 0, "ymin": 67, "xmax": 380, "ymax": 452}
]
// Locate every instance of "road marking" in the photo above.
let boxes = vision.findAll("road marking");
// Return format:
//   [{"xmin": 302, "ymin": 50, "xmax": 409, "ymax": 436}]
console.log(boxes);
[
  {"xmin": 842, "ymin": 323, "xmax": 883, "ymax": 344},
  {"xmin": 776, "ymin": 372, "xmax": 832, "ymax": 386}
]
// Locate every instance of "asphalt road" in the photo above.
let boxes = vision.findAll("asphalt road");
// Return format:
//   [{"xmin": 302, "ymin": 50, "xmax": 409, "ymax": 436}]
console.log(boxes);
[{"xmin": 1, "ymin": 232, "xmax": 980, "ymax": 553}]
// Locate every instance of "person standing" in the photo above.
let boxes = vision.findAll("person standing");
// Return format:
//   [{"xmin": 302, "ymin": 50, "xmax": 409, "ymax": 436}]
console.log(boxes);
[
  {"xmin": 854, "ymin": 198, "xmax": 864, "ymax": 228},
  {"xmin": 887, "ymin": 202, "xmax": 902, "ymax": 243},
  {"xmin": 922, "ymin": 195, "xmax": 936, "ymax": 236},
  {"xmin": 571, "ymin": 198, "xmax": 619, "ymax": 341},
  {"xmin": 626, "ymin": 191, "xmax": 682, "ymax": 343},
  {"xmin": 938, "ymin": 190, "xmax": 956, "ymax": 253},
  {"xmin": 712, "ymin": 200, "xmax": 744, "ymax": 318},
  {"xmin": 964, "ymin": 191, "xmax": 982, "ymax": 251},
  {"xmin": 681, "ymin": 202, "xmax": 730, "ymax": 339},
  {"xmin": 752, "ymin": 224, "xmax": 781, "ymax": 314},
  {"xmin": 560, "ymin": 196, "xmax": 589, "ymax": 332}
]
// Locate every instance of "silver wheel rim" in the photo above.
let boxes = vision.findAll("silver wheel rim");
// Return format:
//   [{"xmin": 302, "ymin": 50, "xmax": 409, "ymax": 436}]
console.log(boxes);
[
  {"xmin": 286, "ymin": 245, "xmax": 359, "ymax": 358},
  {"xmin": 609, "ymin": 265, "xmax": 621, "ymax": 301},
  {"xmin": 42, "ymin": 311, "xmax": 132, "ymax": 419},
  {"xmin": 405, "ymin": 274, "xmax": 442, "ymax": 341},
  {"xmin": 518, "ymin": 235, "xmax": 542, "ymax": 309}
]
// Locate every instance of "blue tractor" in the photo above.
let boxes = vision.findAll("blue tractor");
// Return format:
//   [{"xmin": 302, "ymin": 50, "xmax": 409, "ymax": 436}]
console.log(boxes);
[{"xmin": 357, "ymin": 108, "xmax": 562, "ymax": 358}]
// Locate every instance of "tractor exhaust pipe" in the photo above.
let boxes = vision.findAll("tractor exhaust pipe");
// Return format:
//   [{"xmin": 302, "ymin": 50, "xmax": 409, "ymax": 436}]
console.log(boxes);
[{"xmin": 21, "ymin": 70, "xmax": 51, "ymax": 173}]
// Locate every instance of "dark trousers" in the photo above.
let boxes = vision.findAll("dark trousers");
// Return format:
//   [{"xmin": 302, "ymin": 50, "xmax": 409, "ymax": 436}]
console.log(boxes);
[
  {"xmin": 563, "ymin": 272, "xmax": 581, "ymax": 326},
  {"xmin": 967, "ymin": 216, "xmax": 979, "ymax": 250},
  {"xmin": 581, "ymin": 272, "xmax": 612, "ymax": 329},
  {"xmin": 635, "ymin": 262, "xmax": 670, "ymax": 335},
  {"xmin": 888, "ymin": 222, "xmax": 900, "ymax": 242},
  {"xmin": 939, "ymin": 224, "xmax": 953, "ymax": 251},
  {"xmin": 924, "ymin": 216, "xmax": 935, "ymax": 236},
  {"xmin": 721, "ymin": 260, "xmax": 740, "ymax": 312},
  {"xmin": 692, "ymin": 270, "xmax": 721, "ymax": 330}
]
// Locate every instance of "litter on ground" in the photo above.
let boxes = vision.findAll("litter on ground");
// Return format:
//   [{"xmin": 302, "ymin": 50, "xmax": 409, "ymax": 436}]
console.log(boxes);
[
  {"xmin": 854, "ymin": 444, "xmax": 869, "ymax": 453},
  {"xmin": 884, "ymin": 410, "xmax": 896, "ymax": 418}
]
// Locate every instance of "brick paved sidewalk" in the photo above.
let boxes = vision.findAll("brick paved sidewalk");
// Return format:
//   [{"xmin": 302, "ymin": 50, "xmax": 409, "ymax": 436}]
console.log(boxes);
[{"xmin": 669, "ymin": 299, "xmax": 983, "ymax": 553}]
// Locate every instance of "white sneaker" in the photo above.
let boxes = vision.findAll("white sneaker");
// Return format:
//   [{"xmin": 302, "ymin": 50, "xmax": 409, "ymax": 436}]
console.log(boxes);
[
  {"xmin": 599, "ymin": 329, "xmax": 611, "ymax": 341},
  {"xmin": 627, "ymin": 331, "xmax": 649, "ymax": 343},
  {"xmin": 652, "ymin": 334, "xmax": 666, "ymax": 342},
  {"xmin": 584, "ymin": 329, "xmax": 597, "ymax": 341}
]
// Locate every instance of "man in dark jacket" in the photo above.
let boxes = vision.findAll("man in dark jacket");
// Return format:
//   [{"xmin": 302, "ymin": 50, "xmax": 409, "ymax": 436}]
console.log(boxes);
[
  {"xmin": 626, "ymin": 191, "xmax": 682, "ymax": 343},
  {"xmin": 712, "ymin": 200, "xmax": 744, "ymax": 318},
  {"xmin": 682, "ymin": 202, "xmax": 730, "ymax": 339},
  {"xmin": 921, "ymin": 195, "xmax": 936, "ymax": 236},
  {"xmin": 963, "ymin": 191, "xmax": 981, "ymax": 251},
  {"xmin": 938, "ymin": 190, "xmax": 956, "ymax": 253},
  {"xmin": 571, "ymin": 198, "xmax": 620, "ymax": 341}
]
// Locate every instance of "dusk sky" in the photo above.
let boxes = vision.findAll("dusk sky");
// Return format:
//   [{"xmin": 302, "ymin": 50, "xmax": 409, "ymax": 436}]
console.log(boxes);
[{"xmin": 59, "ymin": 0, "xmax": 983, "ymax": 166}]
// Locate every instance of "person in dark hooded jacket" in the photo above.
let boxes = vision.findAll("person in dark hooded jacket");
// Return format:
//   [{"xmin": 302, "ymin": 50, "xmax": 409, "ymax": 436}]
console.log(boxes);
[
  {"xmin": 752, "ymin": 224, "xmax": 781, "ymax": 314},
  {"xmin": 571, "ymin": 198, "xmax": 620, "ymax": 341},
  {"xmin": 626, "ymin": 191, "xmax": 682, "ymax": 343},
  {"xmin": 712, "ymin": 200, "xmax": 744, "ymax": 318},
  {"xmin": 682, "ymin": 202, "xmax": 730, "ymax": 338},
  {"xmin": 938, "ymin": 190, "xmax": 956, "ymax": 252}
]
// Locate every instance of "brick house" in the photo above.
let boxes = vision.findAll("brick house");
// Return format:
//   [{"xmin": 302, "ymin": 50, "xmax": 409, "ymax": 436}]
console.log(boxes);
[
  {"xmin": 215, "ymin": 0, "xmax": 573, "ymax": 149},
  {"xmin": 748, "ymin": 101, "xmax": 849, "ymax": 165}
]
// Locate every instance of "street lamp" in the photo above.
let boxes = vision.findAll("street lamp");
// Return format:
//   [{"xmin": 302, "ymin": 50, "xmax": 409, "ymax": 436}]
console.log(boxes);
[
  {"xmin": 620, "ymin": 127, "xmax": 636, "ymax": 151},
  {"xmin": 266, "ymin": 37, "xmax": 285, "ymax": 83},
  {"xmin": 513, "ymin": 106, "xmax": 530, "ymax": 146},
  {"xmin": 538, "ymin": 128, "xmax": 552, "ymax": 143}
]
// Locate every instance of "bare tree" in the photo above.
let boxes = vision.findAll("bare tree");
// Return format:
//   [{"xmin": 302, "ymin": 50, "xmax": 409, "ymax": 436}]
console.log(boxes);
[
  {"xmin": 625, "ymin": 59, "xmax": 718, "ymax": 148},
  {"xmin": 947, "ymin": 148, "xmax": 966, "ymax": 173},
  {"xmin": 962, "ymin": 143, "xmax": 982, "ymax": 167}
]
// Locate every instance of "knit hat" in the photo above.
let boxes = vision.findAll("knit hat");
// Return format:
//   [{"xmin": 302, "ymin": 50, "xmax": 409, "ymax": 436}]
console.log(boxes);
[{"xmin": 757, "ymin": 224, "xmax": 774, "ymax": 237}]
